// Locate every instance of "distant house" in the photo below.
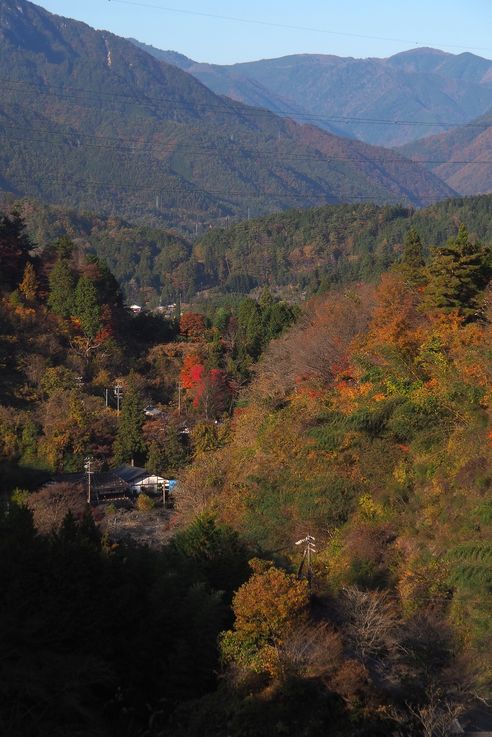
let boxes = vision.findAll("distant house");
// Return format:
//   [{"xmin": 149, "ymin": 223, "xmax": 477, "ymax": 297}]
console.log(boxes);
[
  {"xmin": 128, "ymin": 304, "xmax": 142, "ymax": 314},
  {"xmin": 51, "ymin": 464, "xmax": 176, "ymax": 505},
  {"xmin": 113, "ymin": 464, "xmax": 165, "ymax": 495},
  {"xmin": 143, "ymin": 405, "xmax": 164, "ymax": 418}
]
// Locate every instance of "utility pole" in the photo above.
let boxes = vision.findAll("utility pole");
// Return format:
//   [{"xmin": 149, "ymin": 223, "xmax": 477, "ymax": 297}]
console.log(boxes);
[
  {"xmin": 84, "ymin": 456, "xmax": 93, "ymax": 505},
  {"xmin": 105, "ymin": 388, "xmax": 109, "ymax": 408},
  {"xmin": 114, "ymin": 384, "xmax": 123, "ymax": 416},
  {"xmin": 177, "ymin": 380, "xmax": 182, "ymax": 416},
  {"xmin": 295, "ymin": 535, "xmax": 316, "ymax": 587}
]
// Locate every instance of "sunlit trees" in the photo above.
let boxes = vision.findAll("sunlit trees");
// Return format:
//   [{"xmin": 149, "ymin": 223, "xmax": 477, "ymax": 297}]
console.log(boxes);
[
  {"xmin": 220, "ymin": 560, "xmax": 309, "ymax": 678},
  {"xmin": 48, "ymin": 258, "xmax": 75, "ymax": 317},
  {"xmin": 423, "ymin": 224, "xmax": 491, "ymax": 319}
]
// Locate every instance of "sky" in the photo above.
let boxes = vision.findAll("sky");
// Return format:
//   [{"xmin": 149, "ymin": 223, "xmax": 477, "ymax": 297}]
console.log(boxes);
[{"xmin": 35, "ymin": 0, "xmax": 492, "ymax": 64}]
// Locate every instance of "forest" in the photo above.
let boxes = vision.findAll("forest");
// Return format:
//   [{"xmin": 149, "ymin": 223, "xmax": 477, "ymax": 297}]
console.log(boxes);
[
  {"xmin": 0, "ymin": 207, "xmax": 491, "ymax": 736},
  {"xmin": 4, "ymin": 193, "xmax": 492, "ymax": 306}
]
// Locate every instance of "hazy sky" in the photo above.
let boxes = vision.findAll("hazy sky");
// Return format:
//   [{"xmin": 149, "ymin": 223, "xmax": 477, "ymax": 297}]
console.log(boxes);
[{"xmin": 35, "ymin": 0, "xmax": 492, "ymax": 64}]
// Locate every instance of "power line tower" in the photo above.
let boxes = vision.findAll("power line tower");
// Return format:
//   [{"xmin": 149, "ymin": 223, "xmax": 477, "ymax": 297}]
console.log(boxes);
[{"xmin": 295, "ymin": 534, "xmax": 316, "ymax": 586}]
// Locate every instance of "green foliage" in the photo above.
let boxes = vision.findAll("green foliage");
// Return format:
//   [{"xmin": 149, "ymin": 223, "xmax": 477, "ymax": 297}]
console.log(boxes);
[
  {"xmin": 10, "ymin": 487, "xmax": 29, "ymax": 507},
  {"xmin": 73, "ymin": 276, "xmax": 102, "ymax": 338},
  {"xmin": 423, "ymin": 224, "xmax": 492, "ymax": 318},
  {"xmin": 0, "ymin": 504, "xmax": 226, "ymax": 737},
  {"xmin": 398, "ymin": 227, "xmax": 426, "ymax": 286},
  {"xmin": 48, "ymin": 258, "xmax": 75, "ymax": 317},
  {"xmin": 171, "ymin": 513, "xmax": 250, "ymax": 597},
  {"xmin": 447, "ymin": 542, "xmax": 492, "ymax": 591},
  {"xmin": 113, "ymin": 375, "xmax": 145, "ymax": 465}
]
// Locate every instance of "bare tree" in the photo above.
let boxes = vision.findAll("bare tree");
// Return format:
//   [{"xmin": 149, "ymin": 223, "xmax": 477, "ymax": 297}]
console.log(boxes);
[
  {"xmin": 27, "ymin": 482, "xmax": 87, "ymax": 533},
  {"xmin": 277, "ymin": 621, "xmax": 342, "ymax": 682},
  {"xmin": 340, "ymin": 586, "xmax": 401, "ymax": 660}
]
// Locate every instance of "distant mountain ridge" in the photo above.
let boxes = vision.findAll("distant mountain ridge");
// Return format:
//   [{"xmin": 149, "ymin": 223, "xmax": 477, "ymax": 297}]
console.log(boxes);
[
  {"xmin": 400, "ymin": 108, "xmax": 492, "ymax": 195},
  {"xmin": 130, "ymin": 41, "xmax": 492, "ymax": 147},
  {"xmin": 0, "ymin": 0, "xmax": 455, "ymax": 231}
]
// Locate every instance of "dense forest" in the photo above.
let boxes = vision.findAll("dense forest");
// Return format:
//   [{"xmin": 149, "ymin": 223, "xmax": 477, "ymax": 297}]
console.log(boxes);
[
  {"xmin": 0, "ymin": 203, "xmax": 491, "ymax": 736},
  {"xmin": 3, "ymin": 193, "xmax": 492, "ymax": 305}
]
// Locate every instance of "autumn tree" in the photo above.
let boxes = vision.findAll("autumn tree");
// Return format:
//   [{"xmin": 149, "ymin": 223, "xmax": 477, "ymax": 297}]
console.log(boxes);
[
  {"xmin": 220, "ymin": 559, "xmax": 309, "ymax": 678},
  {"xmin": 19, "ymin": 262, "xmax": 38, "ymax": 303},
  {"xmin": 423, "ymin": 224, "xmax": 491, "ymax": 319},
  {"xmin": 179, "ymin": 312, "xmax": 207, "ymax": 340}
]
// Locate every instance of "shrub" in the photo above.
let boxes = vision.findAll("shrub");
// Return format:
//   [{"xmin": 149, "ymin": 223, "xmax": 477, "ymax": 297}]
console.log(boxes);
[{"xmin": 135, "ymin": 493, "xmax": 155, "ymax": 511}]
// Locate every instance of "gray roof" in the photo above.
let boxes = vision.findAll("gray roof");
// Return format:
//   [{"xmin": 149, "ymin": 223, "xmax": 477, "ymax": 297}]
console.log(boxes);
[{"xmin": 113, "ymin": 464, "xmax": 152, "ymax": 484}]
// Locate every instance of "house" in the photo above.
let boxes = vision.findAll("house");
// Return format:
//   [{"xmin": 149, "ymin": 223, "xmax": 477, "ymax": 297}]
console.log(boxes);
[
  {"xmin": 144, "ymin": 405, "xmax": 164, "ymax": 418},
  {"xmin": 51, "ymin": 464, "xmax": 176, "ymax": 506},
  {"xmin": 113, "ymin": 464, "xmax": 166, "ymax": 495}
]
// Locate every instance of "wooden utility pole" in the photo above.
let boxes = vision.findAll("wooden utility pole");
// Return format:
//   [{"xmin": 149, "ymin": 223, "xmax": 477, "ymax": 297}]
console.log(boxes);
[
  {"xmin": 114, "ymin": 384, "xmax": 123, "ymax": 415},
  {"xmin": 84, "ymin": 457, "xmax": 93, "ymax": 505}
]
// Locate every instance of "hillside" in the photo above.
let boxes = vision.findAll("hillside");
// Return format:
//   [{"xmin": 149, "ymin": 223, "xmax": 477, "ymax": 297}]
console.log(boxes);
[
  {"xmin": 0, "ymin": 0, "xmax": 455, "ymax": 230},
  {"xmin": 131, "ymin": 42, "xmax": 492, "ymax": 147},
  {"xmin": 8, "ymin": 194, "xmax": 492, "ymax": 304},
  {"xmin": 400, "ymin": 109, "xmax": 492, "ymax": 195},
  {"xmin": 0, "ymin": 203, "xmax": 491, "ymax": 735}
]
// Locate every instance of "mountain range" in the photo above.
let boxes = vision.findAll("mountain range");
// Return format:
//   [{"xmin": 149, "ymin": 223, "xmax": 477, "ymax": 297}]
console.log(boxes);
[
  {"xmin": 0, "ymin": 0, "xmax": 455, "ymax": 230},
  {"xmin": 400, "ymin": 108, "xmax": 492, "ymax": 194},
  {"xmin": 130, "ymin": 41, "xmax": 492, "ymax": 147}
]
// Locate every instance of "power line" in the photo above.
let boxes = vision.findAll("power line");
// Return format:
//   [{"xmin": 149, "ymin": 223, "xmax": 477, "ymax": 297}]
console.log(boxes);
[
  {"xmin": 2, "ymin": 123, "xmax": 492, "ymax": 167},
  {"xmin": 107, "ymin": 0, "xmax": 492, "ymax": 56},
  {"xmin": 1, "ymin": 171, "xmax": 451, "ymax": 209},
  {"xmin": 1, "ymin": 75, "xmax": 491, "ymax": 131}
]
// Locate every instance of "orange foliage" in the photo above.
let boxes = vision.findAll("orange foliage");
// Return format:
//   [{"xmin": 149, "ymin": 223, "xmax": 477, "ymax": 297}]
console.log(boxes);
[{"xmin": 179, "ymin": 312, "xmax": 207, "ymax": 339}]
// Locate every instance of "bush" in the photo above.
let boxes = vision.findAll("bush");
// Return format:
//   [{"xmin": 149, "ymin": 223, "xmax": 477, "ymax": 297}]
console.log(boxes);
[{"xmin": 135, "ymin": 493, "xmax": 155, "ymax": 511}]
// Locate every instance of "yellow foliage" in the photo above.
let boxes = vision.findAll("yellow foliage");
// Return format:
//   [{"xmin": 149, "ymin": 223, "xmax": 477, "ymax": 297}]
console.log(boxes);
[{"xmin": 358, "ymin": 494, "xmax": 384, "ymax": 521}]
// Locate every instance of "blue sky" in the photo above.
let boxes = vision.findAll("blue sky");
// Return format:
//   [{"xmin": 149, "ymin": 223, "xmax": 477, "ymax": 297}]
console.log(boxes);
[{"xmin": 36, "ymin": 0, "xmax": 492, "ymax": 64}]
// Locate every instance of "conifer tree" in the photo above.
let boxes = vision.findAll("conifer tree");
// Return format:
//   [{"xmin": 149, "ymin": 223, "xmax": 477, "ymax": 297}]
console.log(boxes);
[
  {"xmin": 48, "ymin": 259, "xmax": 75, "ymax": 317},
  {"xmin": 113, "ymin": 375, "xmax": 146, "ymax": 465},
  {"xmin": 73, "ymin": 276, "xmax": 101, "ymax": 338},
  {"xmin": 147, "ymin": 426, "xmax": 187, "ymax": 477},
  {"xmin": 423, "ymin": 224, "xmax": 491, "ymax": 319},
  {"xmin": 399, "ymin": 228, "xmax": 426, "ymax": 286}
]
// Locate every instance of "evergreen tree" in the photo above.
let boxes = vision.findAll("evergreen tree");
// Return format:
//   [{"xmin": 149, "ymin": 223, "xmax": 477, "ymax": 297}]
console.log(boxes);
[
  {"xmin": 73, "ymin": 276, "xmax": 101, "ymax": 338},
  {"xmin": 147, "ymin": 426, "xmax": 187, "ymax": 477},
  {"xmin": 399, "ymin": 227, "xmax": 426, "ymax": 286},
  {"xmin": 0, "ymin": 212, "xmax": 32, "ymax": 291},
  {"xmin": 423, "ymin": 224, "xmax": 491, "ymax": 319},
  {"xmin": 113, "ymin": 374, "xmax": 146, "ymax": 465},
  {"xmin": 55, "ymin": 235, "xmax": 74, "ymax": 260},
  {"xmin": 48, "ymin": 259, "xmax": 75, "ymax": 317}
]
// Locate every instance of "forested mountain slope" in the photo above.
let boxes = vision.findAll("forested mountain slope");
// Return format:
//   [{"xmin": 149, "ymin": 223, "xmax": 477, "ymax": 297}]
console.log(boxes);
[
  {"xmin": 7, "ymin": 193, "xmax": 492, "ymax": 304},
  {"xmin": 131, "ymin": 42, "xmax": 492, "ymax": 147},
  {"xmin": 0, "ymin": 201, "xmax": 491, "ymax": 736},
  {"xmin": 174, "ymin": 228, "xmax": 492, "ymax": 731},
  {"xmin": 401, "ymin": 108, "xmax": 492, "ymax": 195},
  {"xmin": 0, "ymin": 0, "xmax": 454, "ymax": 229}
]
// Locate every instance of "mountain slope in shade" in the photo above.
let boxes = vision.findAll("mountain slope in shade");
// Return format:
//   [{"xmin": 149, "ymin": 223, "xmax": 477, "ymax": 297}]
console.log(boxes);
[
  {"xmin": 400, "ymin": 109, "xmax": 492, "ymax": 195},
  {"xmin": 131, "ymin": 41, "xmax": 492, "ymax": 147},
  {"xmin": 0, "ymin": 0, "xmax": 455, "ymax": 232}
]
